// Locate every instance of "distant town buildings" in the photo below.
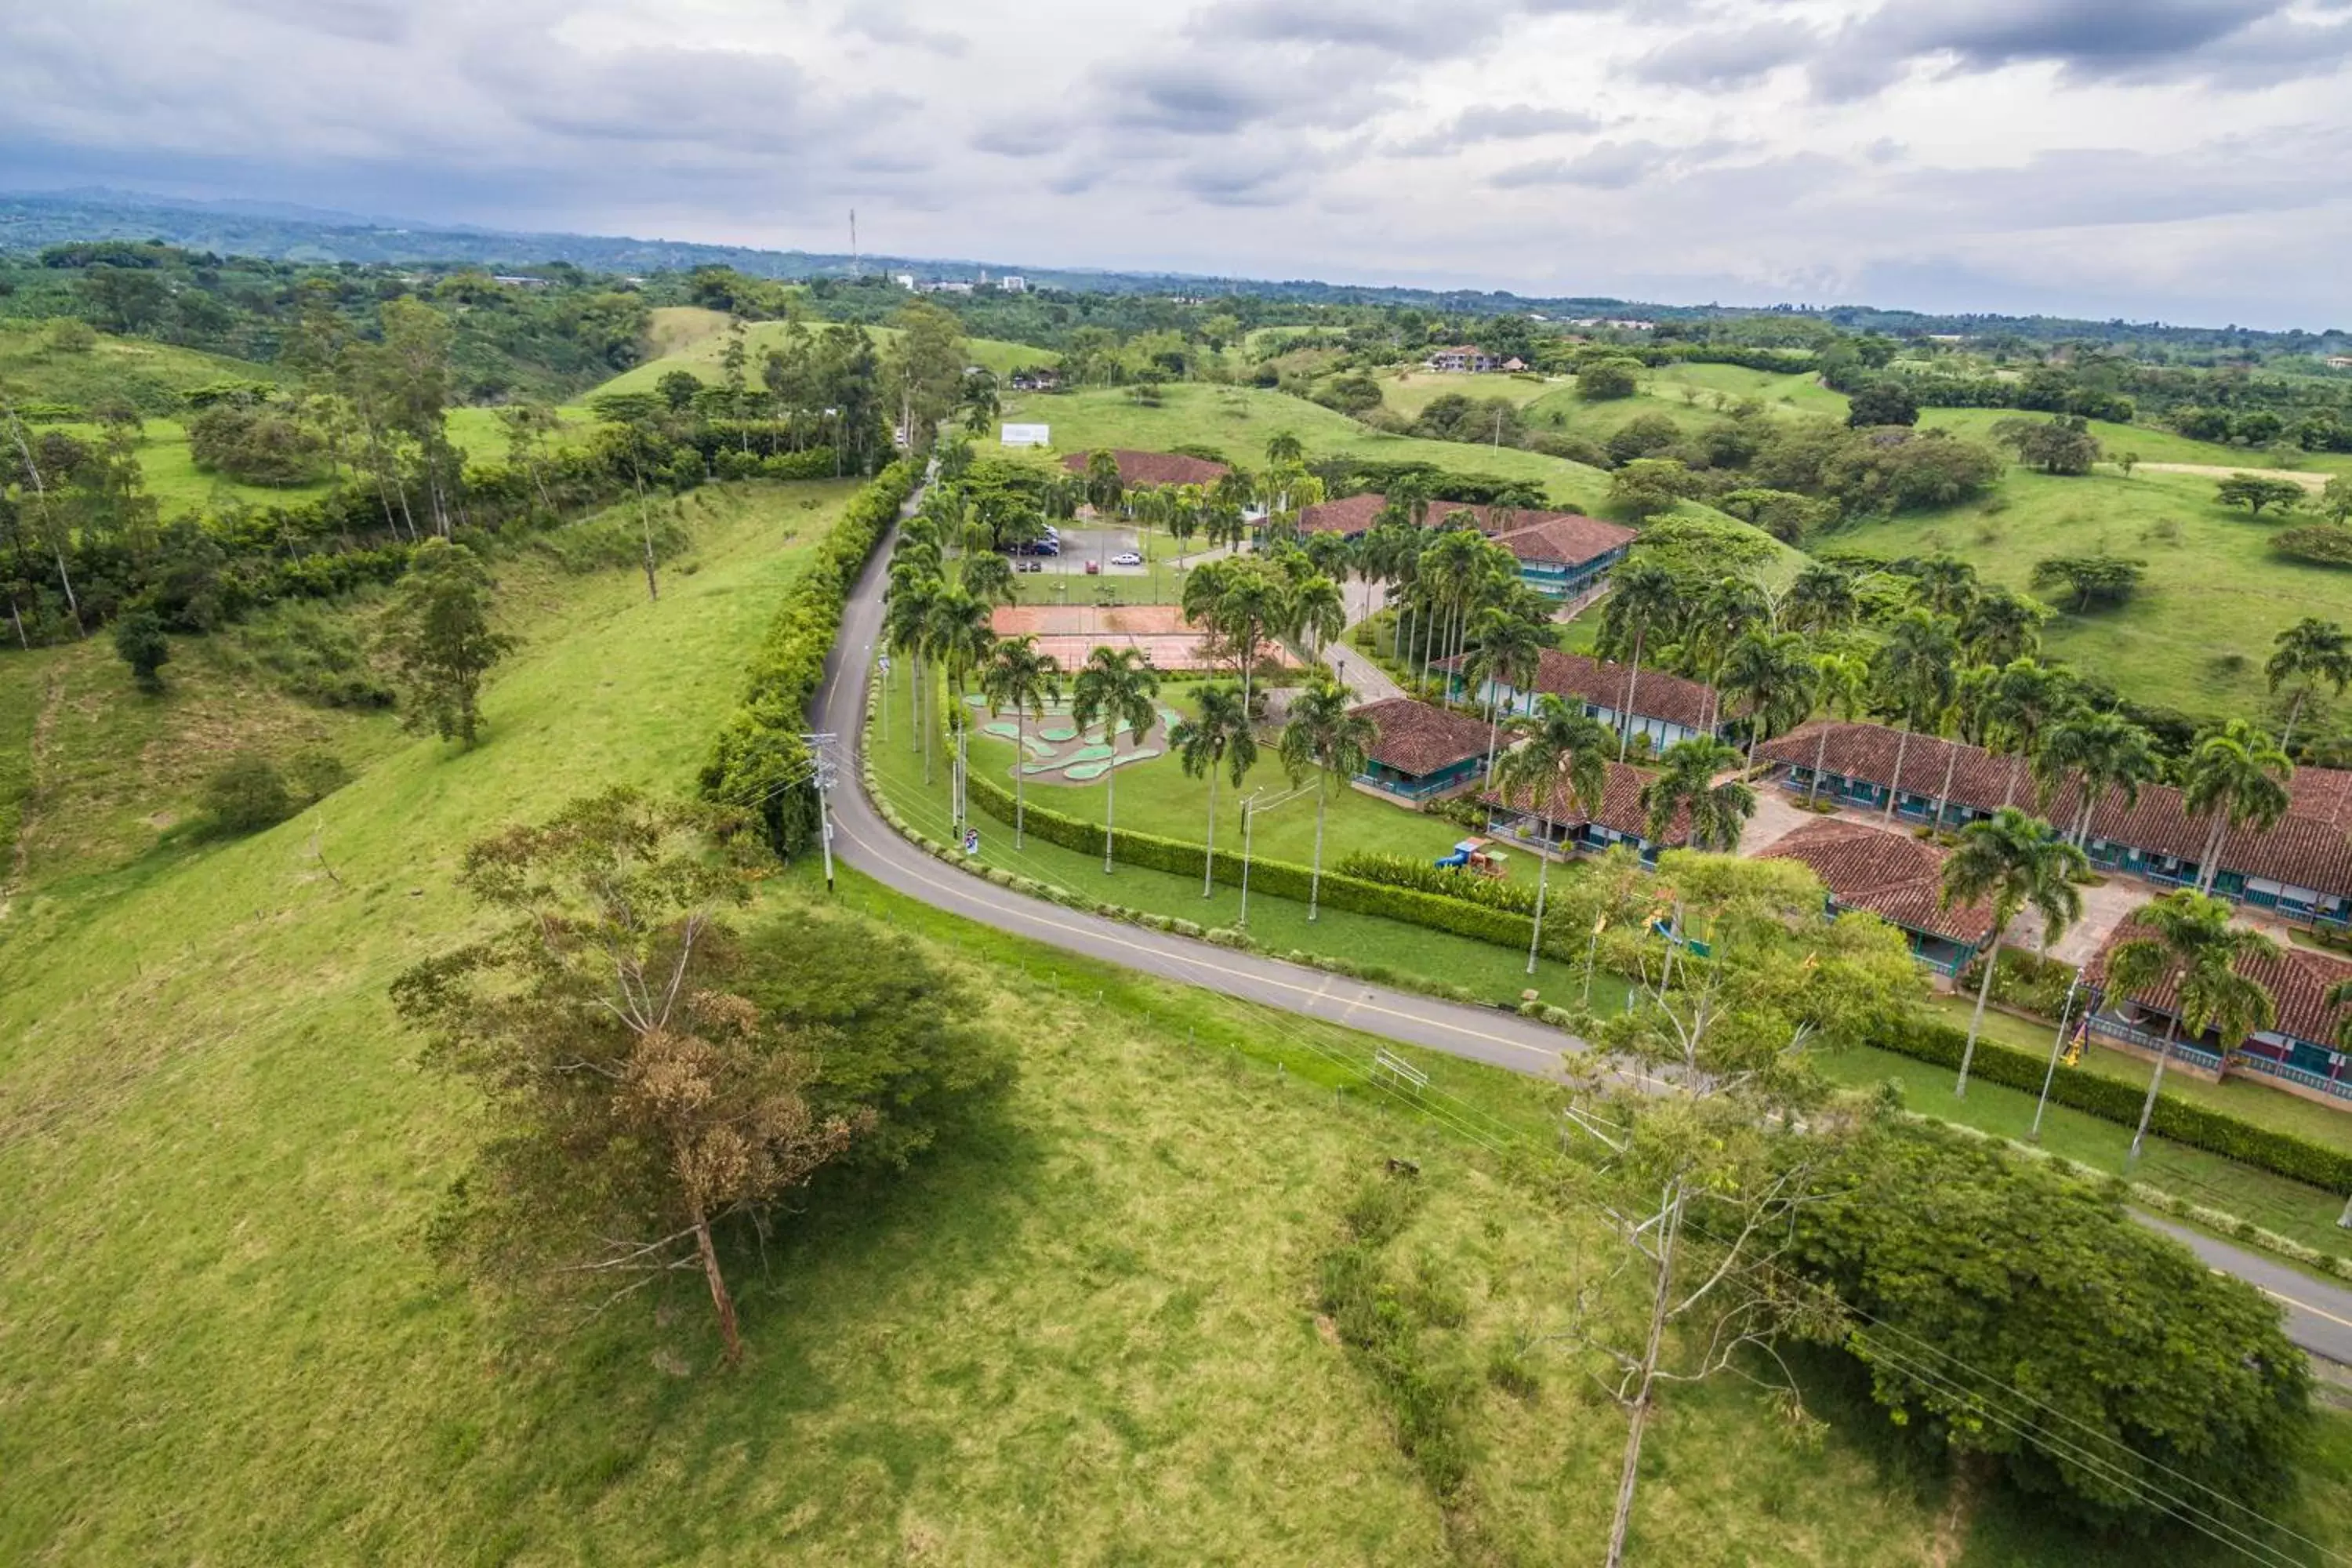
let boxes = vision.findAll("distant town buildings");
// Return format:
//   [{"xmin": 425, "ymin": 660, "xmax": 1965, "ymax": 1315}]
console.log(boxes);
[
  {"xmin": 1425, "ymin": 345, "xmax": 1497, "ymax": 372},
  {"xmin": 998, "ymin": 275, "xmax": 1027, "ymax": 293}
]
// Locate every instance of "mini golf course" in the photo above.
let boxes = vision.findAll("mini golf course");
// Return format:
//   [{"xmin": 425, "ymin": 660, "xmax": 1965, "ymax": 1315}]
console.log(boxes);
[{"xmin": 966, "ymin": 694, "xmax": 1182, "ymax": 782}]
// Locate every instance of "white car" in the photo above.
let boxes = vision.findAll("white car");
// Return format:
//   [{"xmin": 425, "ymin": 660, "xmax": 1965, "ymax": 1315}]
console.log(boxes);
[{"xmin": 1109, "ymin": 551, "xmax": 1144, "ymax": 567}]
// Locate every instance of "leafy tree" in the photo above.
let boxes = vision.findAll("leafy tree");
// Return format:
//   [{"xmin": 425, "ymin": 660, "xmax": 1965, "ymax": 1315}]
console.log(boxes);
[
  {"xmin": 656, "ymin": 368, "xmax": 703, "ymax": 412},
  {"xmin": 1493, "ymin": 696, "xmax": 1613, "ymax": 974},
  {"xmin": 1277, "ymin": 675, "xmax": 1378, "ymax": 920},
  {"xmin": 1607, "ymin": 457, "xmax": 1699, "ymax": 521},
  {"xmin": 1070, "ymin": 646, "xmax": 1161, "ymax": 875},
  {"xmin": 2321, "ymin": 474, "xmax": 2352, "ymax": 526},
  {"xmin": 1846, "ymin": 379, "xmax": 1918, "ymax": 428},
  {"xmin": 1170, "ymin": 683, "xmax": 1256, "ymax": 898},
  {"xmin": 2178, "ymin": 718, "xmax": 2291, "ymax": 895},
  {"xmin": 1604, "ymin": 412, "xmax": 1682, "ymax": 465},
  {"xmin": 1794, "ymin": 1123, "xmax": 2310, "ymax": 1528},
  {"xmin": 2215, "ymin": 473, "xmax": 2305, "ymax": 517},
  {"xmin": 1992, "ymin": 415, "xmax": 2100, "ymax": 475},
  {"xmin": 111, "ymin": 604, "xmax": 169, "ymax": 693},
  {"xmin": 980, "ymin": 635, "xmax": 1060, "ymax": 850},
  {"xmin": 378, "ymin": 538, "xmax": 514, "ymax": 746},
  {"xmin": 735, "ymin": 906, "xmax": 1014, "ymax": 1174},
  {"xmin": 2266, "ymin": 616, "xmax": 2352, "ymax": 751},
  {"xmin": 1576, "ymin": 357, "xmax": 1642, "ymax": 400},
  {"xmin": 186, "ymin": 402, "xmax": 326, "ymax": 486},
  {"xmin": 2107, "ymin": 891, "xmax": 2279, "ymax": 1154},
  {"xmin": 1717, "ymin": 487, "xmax": 1831, "ymax": 543},
  {"xmin": 2029, "ymin": 554, "xmax": 2145, "ymax": 612},
  {"xmin": 886, "ymin": 300, "xmax": 967, "ymax": 448},
  {"xmin": 201, "ymin": 751, "xmax": 296, "ymax": 833},
  {"xmin": 1639, "ymin": 737, "xmax": 1755, "ymax": 851},
  {"xmin": 393, "ymin": 789, "xmax": 865, "ymax": 1365},
  {"xmin": 1941, "ymin": 808, "xmax": 2086, "ymax": 1094}
]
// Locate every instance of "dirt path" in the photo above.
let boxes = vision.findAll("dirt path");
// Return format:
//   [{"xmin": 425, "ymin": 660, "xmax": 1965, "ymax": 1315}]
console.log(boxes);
[{"xmin": 2132, "ymin": 462, "xmax": 2332, "ymax": 491}]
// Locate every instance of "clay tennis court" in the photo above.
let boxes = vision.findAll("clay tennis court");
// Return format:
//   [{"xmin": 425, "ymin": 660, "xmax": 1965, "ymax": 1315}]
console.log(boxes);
[{"xmin": 989, "ymin": 604, "xmax": 1296, "ymax": 672}]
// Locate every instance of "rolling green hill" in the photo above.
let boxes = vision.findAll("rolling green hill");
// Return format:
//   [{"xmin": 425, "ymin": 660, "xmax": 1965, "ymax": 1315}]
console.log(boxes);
[
  {"xmin": 0, "ymin": 322, "xmax": 285, "ymax": 415},
  {"xmin": 587, "ymin": 309, "xmax": 1060, "ymax": 401}
]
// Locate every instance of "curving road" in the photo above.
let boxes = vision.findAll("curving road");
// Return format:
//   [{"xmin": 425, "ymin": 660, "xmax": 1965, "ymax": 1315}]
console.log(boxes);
[{"xmin": 812, "ymin": 509, "xmax": 2352, "ymax": 1367}]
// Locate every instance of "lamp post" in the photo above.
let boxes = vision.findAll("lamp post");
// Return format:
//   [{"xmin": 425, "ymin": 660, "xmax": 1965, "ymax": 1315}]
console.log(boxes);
[
  {"xmin": 2030, "ymin": 972, "xmax": 2082, "ymax": 1142},
  {"xmin": 1236, "ymin": 789, "xmax": 1265, "ymax": 929}
]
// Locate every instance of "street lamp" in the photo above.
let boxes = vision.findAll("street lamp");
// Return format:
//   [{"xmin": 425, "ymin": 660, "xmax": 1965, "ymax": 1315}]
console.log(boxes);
[
  {"xmin": 1236, "ymin": 788, "xmax": 1265, "ymax": 929},
  {"xmin": 2029, "ymin": 971, "xmax": 2082, "ymax": 1142}
]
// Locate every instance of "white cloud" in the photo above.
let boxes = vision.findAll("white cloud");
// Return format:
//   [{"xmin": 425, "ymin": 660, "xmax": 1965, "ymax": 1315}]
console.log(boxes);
[{"xmin": 2, "ymin": 0, "xmax": 2349, "ymax": 325}]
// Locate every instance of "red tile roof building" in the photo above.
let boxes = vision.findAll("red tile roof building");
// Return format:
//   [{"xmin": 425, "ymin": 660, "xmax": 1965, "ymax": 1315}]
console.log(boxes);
[
  {"xmin": 1442, "ymin": 647, "xmax": 1727, "ymax": 752},
  {"xmin": 1351, "ymin": 698, "xmax": 1494, "ymax": 799},
  {"xmin": 2082, "ymin": 919, "xmax": 2352, "ymax": 1091},
  {"xmin": 1062, "ymin": 449, "xmax": 1232, "ymax": 488},
  {"xmin": 1759, "ymin": 816, "xmax": 1997, "ymax": 963},
  {"xmin": 1297, "ymin": 495, "xmax": 1635, "ymax": 601},
  {"xmin": 1479, "ymin": 760, "xmax": 1693, "ymax": 862},
  {"xmin": 1759, "ymin": 720, "xmax": 2352, "ymax": 926}
]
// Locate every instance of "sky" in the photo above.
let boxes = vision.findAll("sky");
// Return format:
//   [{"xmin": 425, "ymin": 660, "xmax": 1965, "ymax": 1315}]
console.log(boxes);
[{"xmin": 4, "ymin": 0, "xmax": 2351, "ymax": 328}]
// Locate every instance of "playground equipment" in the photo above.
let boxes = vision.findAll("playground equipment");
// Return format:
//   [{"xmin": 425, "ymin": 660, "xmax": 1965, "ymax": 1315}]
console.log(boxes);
[{"xmin": 1433, "ymin": 837, "xmax": 1510, "ymax": 879}]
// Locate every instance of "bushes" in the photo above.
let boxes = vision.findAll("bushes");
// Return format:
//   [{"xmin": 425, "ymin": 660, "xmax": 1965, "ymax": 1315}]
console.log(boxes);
[
  {"xmin": 1336, "ymin": 851, "xmax": 1542, "ymax": 916},
  {"xmin": 1868, "ymin": 1015, "xmax": 2352, "ymax": 1194},
  {"xmin": 2270, "ymin": 524, "xmax": 2352, "ymax": 568},
  {"xmin": 699, "ymin": 459, "xmax": 919, "ymax": 858},
  {"xmin": 1955, "ymin": 945, "xmax": 2076, "ymax": 1021}
]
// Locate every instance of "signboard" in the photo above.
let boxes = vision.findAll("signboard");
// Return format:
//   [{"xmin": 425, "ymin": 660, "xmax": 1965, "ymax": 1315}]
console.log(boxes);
[{"xmin": 1000, "ymin": 423, "xmax": 1051, "ymax": 448}]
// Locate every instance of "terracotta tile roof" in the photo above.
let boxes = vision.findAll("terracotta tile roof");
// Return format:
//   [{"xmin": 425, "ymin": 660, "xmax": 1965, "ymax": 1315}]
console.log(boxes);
[
  {"xmin": 1481, "ymin": 760, "xmax": 1693, "ymax": 847},
  {"xmin": 1759, "ymin": 816, "xmax": 1997, "ymax": 947},
  {"xmin": 1353, "ymin": 697, "xmax": 1494, "ymax": 779},
  {"xmin": 2288, "ymin": 765, "xmax": 2352, "ymax": 827},
  {"xmin": 1489, "ymin": 514, "xmax": 1636, "ymax": 568},
  {"xmin": 1297, "ymin": 493, "xmax": 1388, "ymax": 536},
  {"xmin": 1446, "ymin": 647, "xmax": 1723, "ymax": 735},
  {"xmin": 1062, "ymin": 449, "xmax": 1231, "ymax": 488},
  {"xmin": 1759, "ymin": 720, "xmax": 2352, "ymax": 898},
  {"xmin": 2084, "ymin": 920, "xmax": 2352, "ymax": 1047}
]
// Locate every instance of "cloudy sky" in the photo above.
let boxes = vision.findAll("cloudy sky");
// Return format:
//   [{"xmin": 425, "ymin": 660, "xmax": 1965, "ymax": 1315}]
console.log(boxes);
[{"xmin": 5, "ymin": 0, "xmax": 2351, "ymax": 327}]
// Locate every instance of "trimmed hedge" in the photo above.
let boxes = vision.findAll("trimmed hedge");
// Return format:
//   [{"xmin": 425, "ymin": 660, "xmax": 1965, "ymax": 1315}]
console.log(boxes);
[
  {"xmin": 964, "ymin": 771, "xmax": 1573, "ymax": 956},
  {"xmin": 699, "ymin": 458, "xmax": 920, "ymax": 857},
  {"xmin": 1336, "ymin": 851, "xmax": 1543, "ymax": 916},
  {"xmin": 1869, "ymin": 1016, "xmax": 2352, "ymax": 1196}
]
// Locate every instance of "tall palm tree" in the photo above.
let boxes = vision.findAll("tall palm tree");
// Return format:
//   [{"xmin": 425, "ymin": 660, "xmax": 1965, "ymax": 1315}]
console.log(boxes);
[
  {"xmin": 1596, "ymin": 562, "xmax": 1680, "ymax": 762},
  {"xmin": 1806, "ymin": 651, "xmax": 1870, "ymax": 805},
  {"xmin": 1639, "ymin": 737, "xmax": 1755, "ymax": 852},
  {"xmin": 2107, "ymin": 891, "xmax": 2279, "ymax": 1157},
  {"xmin": 1785, "ymin": 562, "xmax": 1859, "ymax": 635},
  {"xmin": 1910, "ymin": 554, "xmax": 1979, "ymax": 619},
  {"xmin": 1983, "ymin": 658, "xmax": 2078, "ymax": 808},
  {"xmin": 1167, "ymin": 483, "xmax": 1203, "ymax": 566},
  {"xmin": 924, "ymin": 587, "xmax": 995, "ymax": 787},
  {"xmin": 1265, "ymin": 430, "xmax": 1305, "ymax": 469},
  {"xmin": 1290, "ymin": 572, "xmax": 1346, "ymax": 659},
  {"xmin": 1715, "ymin": 630, "xmax": 1817, "ymax": 773},
  {"xmin": 883, "ymin": 572, "xmax": 939, "ymax": 754},
  {"xmin": 1462, "ymin": 607, "xmax": 1545, "ymax": 781},
  {"xmin": 1170, "ymin": 683, "xmax": 1257, "ymax": 897},
  {"xmin": 1301, "ymin": 531, "xmax": 1356, "ymax": 610},
  {"xmin": 1940, "ymin": 807, "xmax": 2088, "ymax": 1096},
  {"xmin": 2180, "ymin": 718, "xmax": 2292, "ymax": 895},
  {"xmin": 1956, "ymin": 586, "xmax": 2047, "ymax": 666},
  {"xmin": 1686, "ymin": 576, "xmax": 1769, "ymax": 734},
  {"xmin": 1493, "ymin": 697, "xmax": 1615, "ymax": 975},
  {"xmin": 2266, "ymin": 616, "xmax": 2352, "ymax": 753},
  {"xmin": 960, "ymin": 550, "xmax": 1017, "ymax": 607},
  {"xmin": 1213, "ymin": 564, "xmax": 1292, "ymax": 717},
  {"xmin": 1070, "ymin": 646, "xmax": 1161, "ymax": 874},
  {"xmin": 1082, "ymin": 448, "xmax": 1123, "ymax": 516},
  {"xmin": 1868, "ymin": 610, "xmax": 1959, "ymax": 822},
  {"xmin": 2033, "ymin": 709, "xmax": 2158, "ymax": 847},
  {"xmin": 1279, "ymin": 676, "xmax": 1377, "ymax": 920},
  {"xmin": 980, "ymin": 636, "xmax": 1062, "ymax": 849}
]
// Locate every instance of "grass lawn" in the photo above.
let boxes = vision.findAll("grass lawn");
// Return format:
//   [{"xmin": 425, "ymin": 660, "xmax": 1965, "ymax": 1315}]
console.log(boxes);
[
  {"xmin": 1373, "ymin": 368, "xmax": 1563, "ymax": 419},
  {"xmin": 1922, "ymin": 994, "xmax": 2352, "ymax": 1154},
  {"xmin": 0, "ymin": 323, "xmax": 285, "ymax": 411},
  {"xmin": 1004, "ymin": 383, "xmax": 1612, "ymax": 509},
  {"xmin": 1818, "ymin": 463, "xmax": 2352, "ymax": 723},
  {"xmin": 1918, "ymin": 405, "xmax": 2352, "ymax": 477}
]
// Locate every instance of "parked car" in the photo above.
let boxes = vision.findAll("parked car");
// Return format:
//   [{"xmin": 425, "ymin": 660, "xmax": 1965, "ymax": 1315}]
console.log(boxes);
[
  {"xmin": 1084, "ymin": 559, "xmax": 1102, "ymax": 575},
  {"xmin": 1109, "ymin": 551, "xmax": 1143, "ymax": 567}
]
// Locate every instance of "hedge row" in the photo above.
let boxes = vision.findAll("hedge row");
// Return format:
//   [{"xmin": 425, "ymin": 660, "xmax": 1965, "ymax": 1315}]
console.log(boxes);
[
  {"xmin": 699, "ymin": 457, "xmax": 920, "ymax": 858},
  {"xmin": 1335, "ymin": 851, "xmax": 1543, "ymax": 916},
  {"xmin": 963, "ymin": 771, "xmax": 1570, "ymax": 956},
  {"xmin": 1868, "ymin": 1016, "xmax": 2352, "ymax": 1196}
]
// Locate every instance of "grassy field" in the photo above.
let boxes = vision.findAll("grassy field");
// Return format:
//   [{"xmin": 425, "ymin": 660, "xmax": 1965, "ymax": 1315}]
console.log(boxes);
[
  {"xmin": 1004, "ymin": 383, "xmax": 1613, "ymax": 508},
  {"xmin": 1374, "ymin": 367, "xmax": 1563, "ymax": 419},
  {"xmin": 589, "ymin": 309, "xmax": 1058, "ymax": 401},
  {"xmin": 1820, "ymin": 463, "xmax": 2352, "ymax": 721},
  {"xmin": 0, "ymin": 323, "xmax": 285, "ymax": 412}
]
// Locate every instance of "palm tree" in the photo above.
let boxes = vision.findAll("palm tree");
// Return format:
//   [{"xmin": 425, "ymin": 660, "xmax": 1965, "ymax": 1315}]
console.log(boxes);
[
  {"xmin": 1785, "ymin": 562, "xmax": 1859, "ymax": 635},
  {"xmin": 1301, "ymin": 531, "xmax": 1356, "ymax": 609},
  {"xmin": 1462, "ymin": 607, "xmax": 1545, "ymax": 782},
  {"xmin": 2033, "ymin": 709, "xmax": 2158, "ymax": 847},
  {"xmin": 1167, "ymin": 483, "xmax": 1202, "ymax": 566},
  {"xmin": 1170, "ymin": 683, "xmax": 1256, "ymax": 897},
  {"xmin": 1910, "ymin": 554, "xmax": 1979, "ymax": 619},
  {"xmin": 1868, "ymin": 610, "xmax": 1959, "ymax": 822},
  {"xmin": 1639, "ymin": 737, "xmax": 1755, "ymax": 852},
  {"xmin": 1940, "ymin": 808, "xmax": 2088, "ymax": 1096},
  {"xmin": 2180, "ymin": 719, "xmax": 2292, "ymax": 895},
  {"xmin": 2107, "ymin": 891, "xmax": 2279, "ymax": 1157},
  {"xmin": 883, "ymin": 572, "xmax": 939, "ymax": 754},
  {"xmin": 980, "ymin": 636, "xmax": 1062, "ymax": 849},
  {"xmin": 1957, "ymin": 586, "xmax": 2048, "ymax": 666},
  {"xmin": 1290, "ymin": 572, "xmax": 1346, "ymax": 659},
  {"xmin": 1265, "ymin": 430, "xmax": 1305, "ymax": 469},
  {"xmin": 1685, "ymin": 576, "xmax": 1769, "ymax": 733},
  {"xmin": 1493, "ymin": 697, "xmax": 1615, "ymax": 975},
  {"xmin": 1983, "ymin": 658, "xmax": 2077, "ymax": 808},
  {"xmin": 960, "ymin": 550, "xmax": 1016, "ymax": 607},
  {"xmin": 1279, "ymin": 677, "xmax": 1377, "ymax": 920},
  {"xmin": 1070, "ymin": 646, "xmax": 1161, "ymax": 874},
  {"xmin": 1210, "ymin": 564, "xmax": 1292, "ymax": 717},
  {"xmin": 924, "ymin": 587, "xmax": 995, "ymax": 787},
  {"xmin": 1805, "ymin": 651, "xmax": 1869, "ymax": 805},
  {"xmin": 2266, "ymin": 616, "xmax": 2352, "ymax": 753},
  {"xmin": 1715, "ymin": 630, "xmax": 1817, "ymax": 773},
  {"xmin": 1596, "ymin": 562, "xmax": 1680, "ymax": 762},
  {"xmin": 1082, "ymin": 448, "xmax": 1123, "ymax": 516}
]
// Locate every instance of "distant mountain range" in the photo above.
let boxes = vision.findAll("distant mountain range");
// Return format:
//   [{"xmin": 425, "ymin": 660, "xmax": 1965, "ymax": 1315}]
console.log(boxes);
[{"xmin": 5, "ymin": 188, "xmax": 2342, "ymax": 347}]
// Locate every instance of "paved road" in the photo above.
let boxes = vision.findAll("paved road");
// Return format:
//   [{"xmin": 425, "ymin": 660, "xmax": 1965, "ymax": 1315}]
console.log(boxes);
[{"xmin": 815, "ymin": 508, "xmax": 2352, "ymax": 1367}]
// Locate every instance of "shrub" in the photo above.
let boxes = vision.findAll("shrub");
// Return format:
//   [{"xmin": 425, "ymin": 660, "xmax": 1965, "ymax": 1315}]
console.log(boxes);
[
  {"xmin": 2271, "ymin": 524, "xmax": 2352, "ymax": 568},
  {"xmin": 201, "ymin": 752, "xmax": 295, "ymax": 833},
  {"xmin": 1955, "ymin": 945, "xmax": 2076, "ymax": 1021},
  {"xmin": 285, "ymin": 748, "xmax": 350, "ymax": 802},
  {"xmin": 187, "ymin": 402, "xmax": 327, "ymax": 487},
  {"xmin": 111, "ymin": 606, "xmax": 170, "ymax": 693}
]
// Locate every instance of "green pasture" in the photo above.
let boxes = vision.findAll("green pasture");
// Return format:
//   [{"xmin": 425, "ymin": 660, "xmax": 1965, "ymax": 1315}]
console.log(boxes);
[
  {"xmin": 0, "ymin": 323, "xmax": 285, "ymax": 411},
  {"xmin": 1820, "ymin": 463, "xmax": 2352, "ymax": 722},
  {"xmin": 1372, "ymin": 367, "xmax": 1563, "ymax": 419},
  {"xmin": 589, "ymin": 314, "xmax": 1058, "ymax": 401}
]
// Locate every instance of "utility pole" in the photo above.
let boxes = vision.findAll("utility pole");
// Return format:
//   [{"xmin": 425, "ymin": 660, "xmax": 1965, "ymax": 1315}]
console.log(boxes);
[
  {"xmin": 803, "ymin": 731, "xmax": 838, "ymax": 894},
  {"xmin": 2030, "ymin": 972, "xmax": 2082, "ymax": 1142},
  {"xmin": 1236, "ymin": 789, "xmax": 1265, "ymax": 928}
]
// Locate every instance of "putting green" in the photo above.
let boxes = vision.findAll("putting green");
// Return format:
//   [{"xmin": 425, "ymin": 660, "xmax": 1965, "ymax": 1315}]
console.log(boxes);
[
  {"xmin": 1040, "ymin": 724, "xmax": 1079, "ymax": 742},
  {"xmin": 1068, "ymin": 743, "xmax": 1115, "ymax": 762}
]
